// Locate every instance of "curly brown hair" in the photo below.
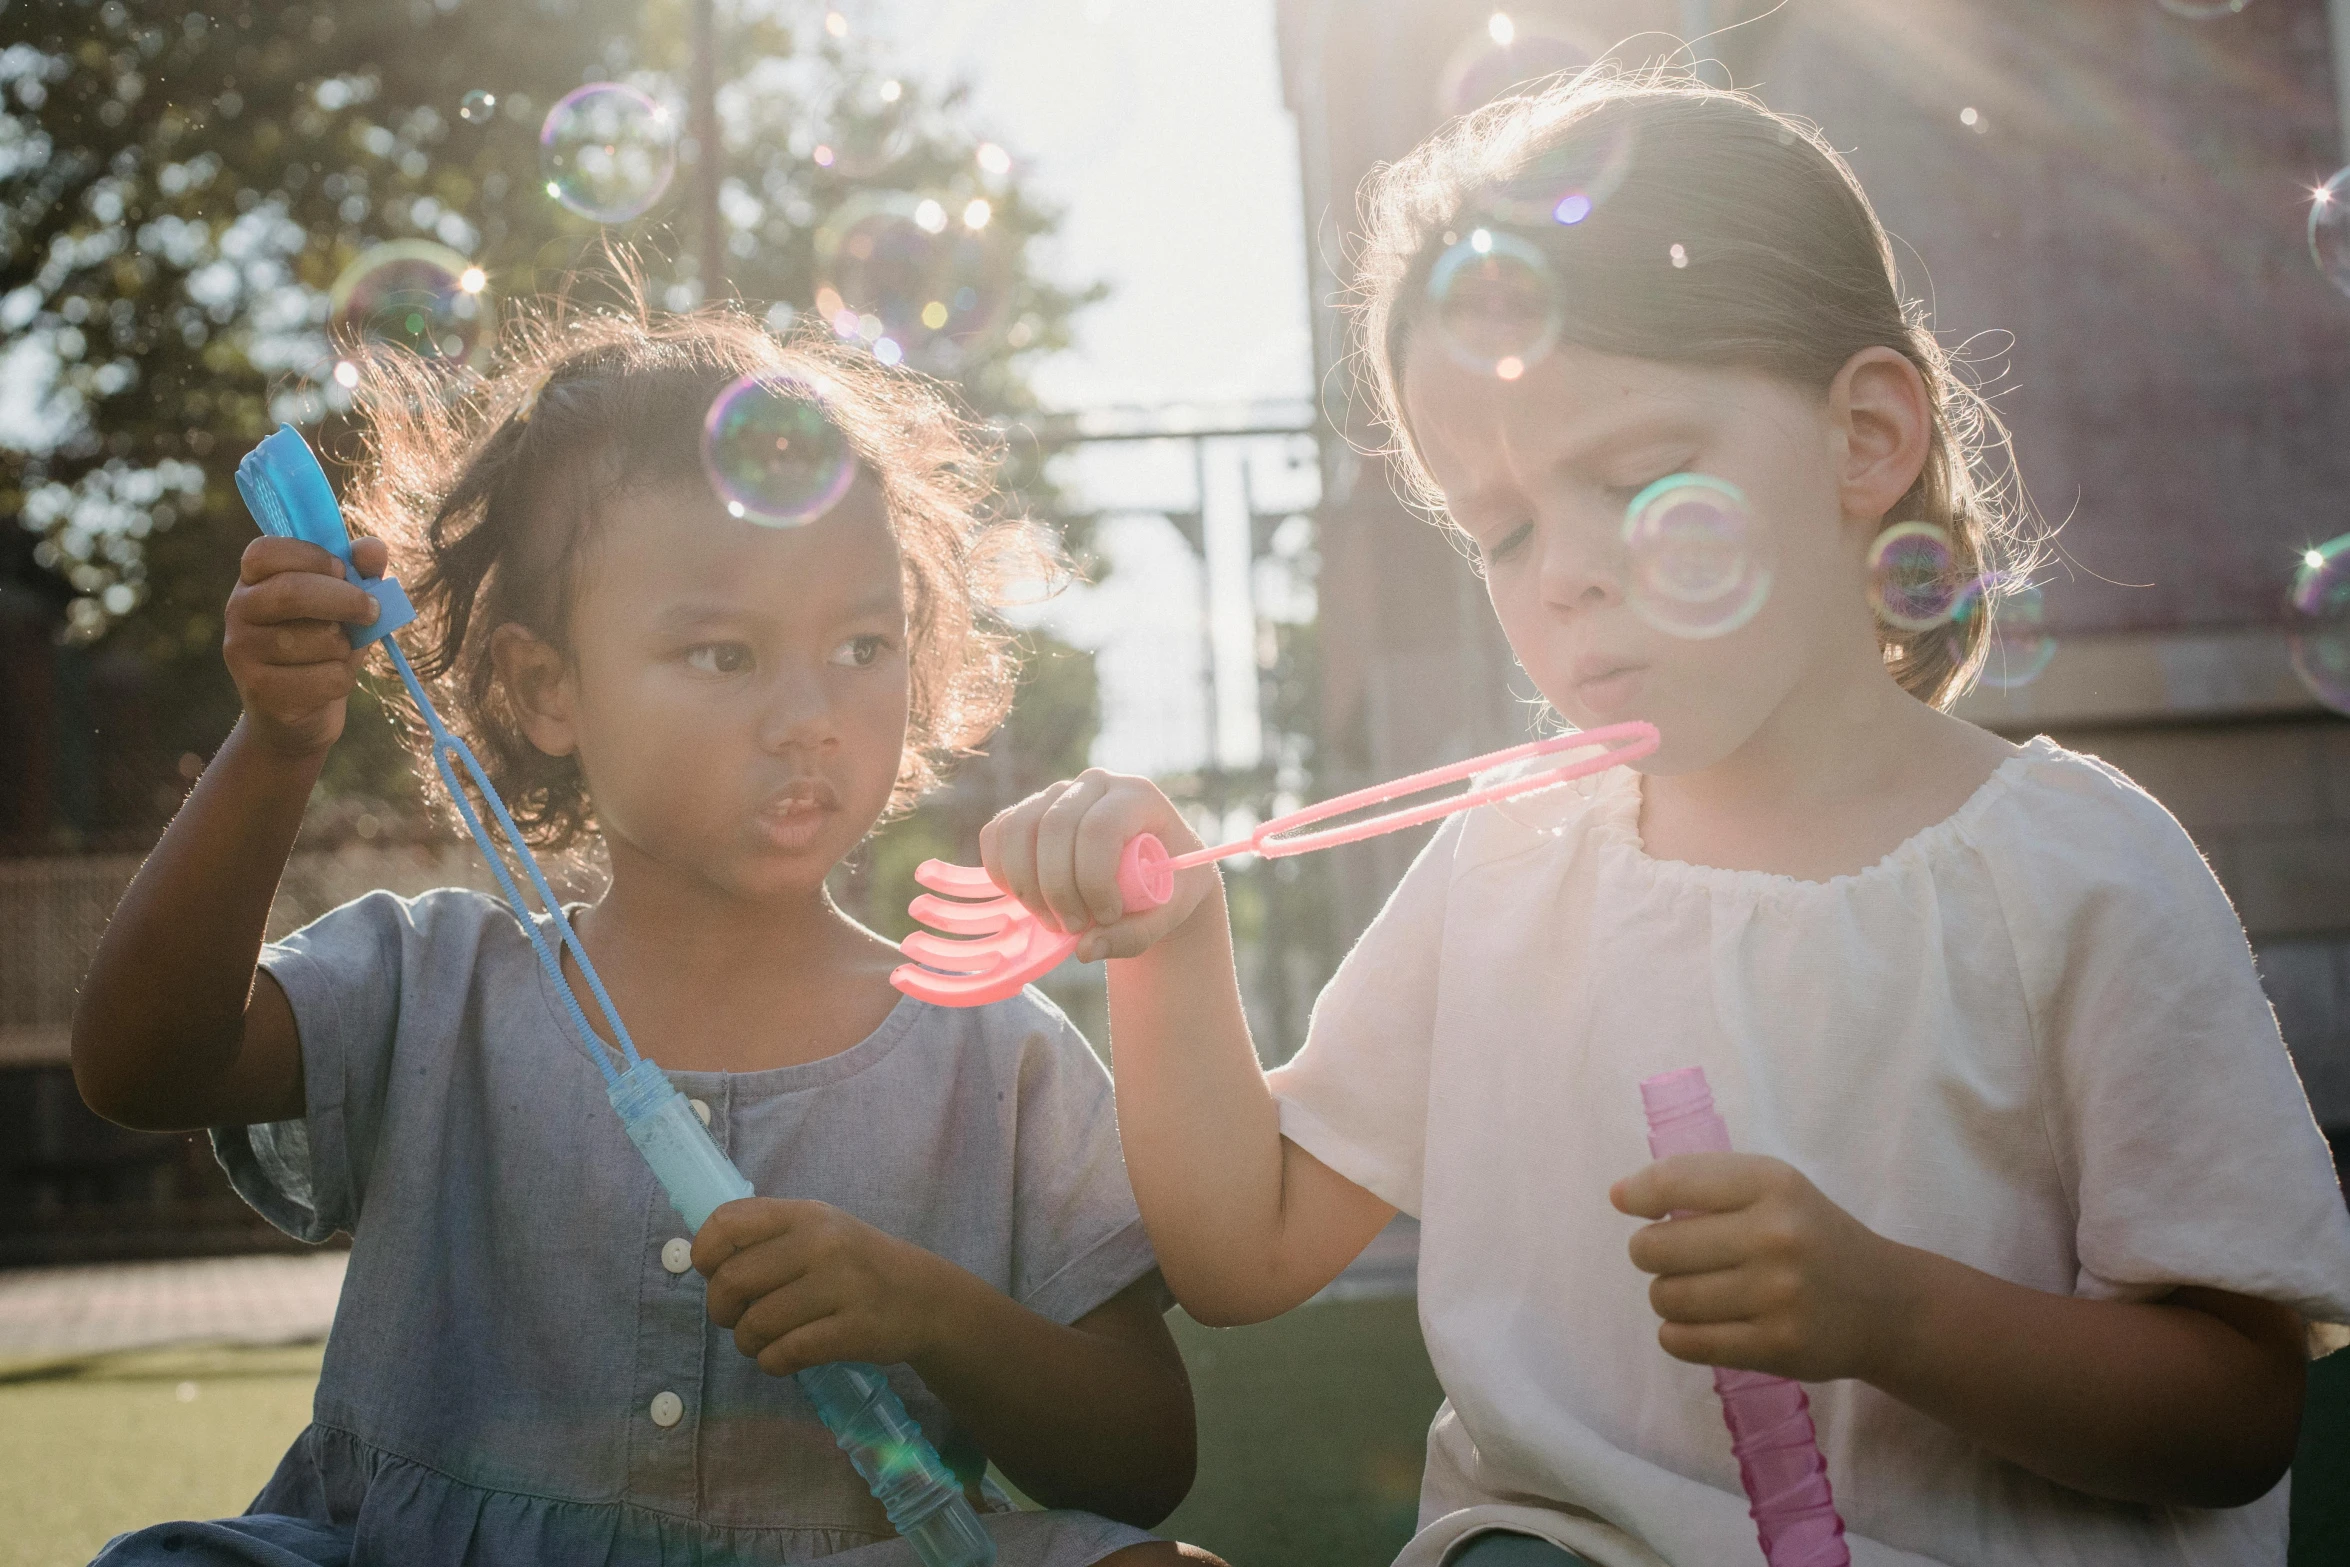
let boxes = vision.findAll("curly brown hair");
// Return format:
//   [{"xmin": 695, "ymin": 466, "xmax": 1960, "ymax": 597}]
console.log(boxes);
[
  {"xmin": 338, "ymin": 300, "xmax": 1057, "ymax": 850},
  {"xmin": 1351, "ymin": 68, "xmax": 2042, "ymax": 709}
]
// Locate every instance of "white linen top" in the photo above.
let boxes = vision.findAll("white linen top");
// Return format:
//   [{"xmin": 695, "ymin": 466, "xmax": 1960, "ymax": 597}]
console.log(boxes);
[{"xmin": 1269, "ymin": 736, "xmax": 2350, "ymax": 1567}]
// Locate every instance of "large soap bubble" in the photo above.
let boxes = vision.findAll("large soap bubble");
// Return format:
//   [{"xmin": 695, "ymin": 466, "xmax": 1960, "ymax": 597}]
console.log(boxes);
[
  {"xmin": 1867, "ymin": 521, "xmax": 1963, "ymax": 632},
  {"xmin": 327, "ymin": 240, "xmax": 489, "ymax": 363},
  {"xmin": 1435, "ymin": 12, "xmax": 1595, "ymax": 118},
  {"xmin": 1952, "ymin": 576, "xmax": 2057, "ymax": 689},
  {"xmin": 1621, "ymin": 474, "xmax": 1772, "ymax": 639},
  {"xmin": 813, "ymin": 192, "xmax": 1011, "ymax": 366},
  {"xmin": 1426, "ymin": 228, "xmax": 1562, "ymax": 380},
  {"xmin": 540, "ymin": 83, "xmax": 677, "ymax": 224},
  {"xmin": 701, "ymin": 374, "xmax": 858, "ymax": 527},
  {"xmin": 2312, "ymin": 168, "xmax": 2350, "ymax": 300},
  {"xmin": 2288, "ymin": 535, "xmax": 2350, "ymax": 715}
]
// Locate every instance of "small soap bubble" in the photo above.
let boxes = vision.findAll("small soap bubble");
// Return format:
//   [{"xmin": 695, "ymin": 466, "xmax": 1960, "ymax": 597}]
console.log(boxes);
[
  {"xmin": 1621, "ymin": 474, "xmax": 1772, "ymax": 639},
  {"xmin": 814, "ymin": 192, "xmax": 1011, "ymax": 364},
  {"xmin": 326, "ymin": 239, "xmax": 488, "ymax": 363},
  {"xmin": 2287, "ymin": 535, "xmax": 2350, "ymax": 714},
  {"xmin": 2154, "ymin": 0, "xmax": 2250, "ymax": 16},
  {"xmin": 702, "ymin": 375, "xmax": 857, "ymax": 527},
  {"xmin": 1435, "ymin": 14, "xmax": 1595, "ymax": 117},
  {"xmin": 1867, "ymin": 521, "xmax": 1962, "ymax": 632},
  {"xmin": 815, "ymin": 76, "xmax": 915, "ymax": 178},
  {"xmin": 1951, "ymin": 575, "xmax": 2058, "ymax": 689},
  {"xmin": 1476, "ymin": 125, "xmax": 1636, "ymax": 229},
  {"xmin": 2311, "ymin": 168, "xmax": 2350, "ymax": 300},
  {"xmin": 539, "ymin": 83, "xmax": 676, "ymax": 224},
  {"xmin": 459, "ymin": 90, "xmax": 496, "ymax": 125},
  {"xmin": 1426, "ymin": 229, "xmax": 1562, "ymax": 377}
]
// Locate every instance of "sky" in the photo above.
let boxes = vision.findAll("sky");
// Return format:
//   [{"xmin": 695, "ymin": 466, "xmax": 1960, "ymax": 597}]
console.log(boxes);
[{"xmin": 870, "ymin": 0, "xmax": 1316, "ymax": 411}]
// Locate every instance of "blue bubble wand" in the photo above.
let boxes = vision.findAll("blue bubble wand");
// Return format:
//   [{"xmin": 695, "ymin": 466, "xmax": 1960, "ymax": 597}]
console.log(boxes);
[{"xmin": 235, "ymin": 424, "xmax": 997, "ymax": 1567}]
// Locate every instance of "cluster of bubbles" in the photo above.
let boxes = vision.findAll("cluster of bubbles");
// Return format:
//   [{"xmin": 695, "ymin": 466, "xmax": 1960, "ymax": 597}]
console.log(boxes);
[
  {"xmin": 1621, "ymin": 476, "xmax": 1774, "ymax": 640},
  {"xmin": 327, "ymin": 239, "xmax": 490, "ymax": 365},
  {"xmin": 813, "ymin": 190, "xmax": 1012, "ymax": 368},
  {"xmin": 540, "ymin": 83, "xmax": 678, "ymax": 225},
  {"xmin": 700, "ymin": 374, "xmax": 857, "ymax": 528},
  {"xmin": 1861, "ymin": 522, "xmax": 2058, "ymax": 688},
  {"xmin": 2288, "ymin": 536, "xmax": 2350, "ymax": 715}
]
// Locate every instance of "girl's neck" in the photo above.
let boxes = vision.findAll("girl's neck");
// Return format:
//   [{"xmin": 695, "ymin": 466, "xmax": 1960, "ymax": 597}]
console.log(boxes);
[{"xmin": 1638, "ymin": 652, "xmax": 2016, "ymax": 882}]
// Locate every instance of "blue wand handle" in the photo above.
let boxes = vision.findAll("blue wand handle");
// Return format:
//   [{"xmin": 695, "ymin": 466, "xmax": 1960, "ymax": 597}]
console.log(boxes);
[{"xmin": 608, "ymin": 1062, "xmax": 996, "ymax": 1566}]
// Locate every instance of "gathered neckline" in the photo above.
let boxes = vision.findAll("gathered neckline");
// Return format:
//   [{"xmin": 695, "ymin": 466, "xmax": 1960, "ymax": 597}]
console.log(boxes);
[{"xmin": 1578, "ymin": 734, "xmax": 2057, "ymax": 897}]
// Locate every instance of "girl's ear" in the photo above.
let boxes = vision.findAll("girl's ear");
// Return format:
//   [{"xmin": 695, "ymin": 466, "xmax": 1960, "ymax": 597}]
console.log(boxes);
[
  {"xmin": 1828, "ymin": 345, "xmax": 1933, "ymax": 528},
  {"xmin": 490, "ymin": 623, "xmax": 579, "ymax": 758}
]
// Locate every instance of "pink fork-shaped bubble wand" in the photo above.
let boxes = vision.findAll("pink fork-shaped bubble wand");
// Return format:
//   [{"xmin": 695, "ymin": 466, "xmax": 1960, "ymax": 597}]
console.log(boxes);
[{"xmin": 891, "ymin": 721, "xmax": 1660, "ymax": 1006}]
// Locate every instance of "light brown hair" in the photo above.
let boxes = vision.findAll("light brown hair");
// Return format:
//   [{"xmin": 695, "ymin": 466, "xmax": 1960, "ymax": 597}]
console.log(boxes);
[
  {"xmin": 340, "ymin": 301, "xmax": 1055, "ymax": 849},
  {"xmin": 1352, "ymin": 68, "xmax": 2039, "ymax": 706}
]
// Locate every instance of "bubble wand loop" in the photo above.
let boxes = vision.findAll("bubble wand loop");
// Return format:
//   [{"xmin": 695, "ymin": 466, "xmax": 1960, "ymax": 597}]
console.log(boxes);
[
  {"xmin": 235, "ymin": 425, "xmax": 997, "ymax": 1567},
  {"xmin": 892, "ymin": 723, "xmax": 1660, "ymax": 1007},
  {"xmin": 1640, "ymin": 1068, "xmax": 1850, "ymax": 1567}
]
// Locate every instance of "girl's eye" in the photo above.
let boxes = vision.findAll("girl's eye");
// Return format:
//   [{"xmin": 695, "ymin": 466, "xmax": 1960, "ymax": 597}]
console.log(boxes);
[
  {"xmin": 684, "ymin": 643, "xmax": 753, "ymax": 675},
  {"xmin": 828, "ymin": 633, "xmax": 892, "ymax": 669},
  {"xmin": 1478, "ymin": 522, "xmax": 1535, "ymax": 566}
]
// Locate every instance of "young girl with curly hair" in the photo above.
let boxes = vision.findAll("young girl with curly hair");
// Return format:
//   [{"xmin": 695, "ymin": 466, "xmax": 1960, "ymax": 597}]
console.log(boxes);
[{"xmin": 73, "ymin": 305, "xmax": 1218, "ymax": 1567}]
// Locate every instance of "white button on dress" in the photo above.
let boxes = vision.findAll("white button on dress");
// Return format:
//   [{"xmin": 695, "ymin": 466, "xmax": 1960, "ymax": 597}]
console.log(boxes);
[
  {"xmin": 688, "ymin": 1098, "xmax": 711, "ymax": 1126},
  {"xmin": 648, "ymin": 1390, "xmax": 683, "ymax": 1428},
  {"xmin": 660, "ymin": 1237, "xmax": 692, "ymax": 1275}
]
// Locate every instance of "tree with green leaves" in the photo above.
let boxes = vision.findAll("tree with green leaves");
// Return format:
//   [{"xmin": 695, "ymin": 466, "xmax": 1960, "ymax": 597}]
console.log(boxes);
[{"xmin": 1, "ymin": 0, "xmax": 1101, "ymax": 852}]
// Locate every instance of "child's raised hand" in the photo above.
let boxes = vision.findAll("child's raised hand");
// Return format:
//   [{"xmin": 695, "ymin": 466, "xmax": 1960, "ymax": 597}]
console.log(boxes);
[
  {"xmin": 980, "ymin": 769, "xmax": 1218, "ymax": 963},
  {"xmin": 1611, "ymin": 1153, "xmax": 1918, "ymax": 1385},
  {"xmin": 224, "ymin": 535, "xmax": 392, "ymax": 758},
  {"xmin": 693, "ymin": 1198, "xmax": 960, "ymax": 1378}
]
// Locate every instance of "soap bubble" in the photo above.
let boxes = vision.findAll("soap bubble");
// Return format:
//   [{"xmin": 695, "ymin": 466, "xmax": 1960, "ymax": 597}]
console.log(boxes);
[
  {"xmin": 1477, "ymin": 123, "xmax": 1636, "ymax": 229},
  {"xmin": 2288, "ymin": 535, "xmax": 2350, "ymax": 714},
  {"xmin": 2154, "ymin": 0, "xmax": 2250, "ymax": 16},
  {"xmin": 1426, "ymin": 228, "xmax": 1562, "ymax": 379},
  {"xmin": 1952, "ymin": 576, "xmax": 2057, "ymax": 689},
  {"xmin": 812, "ymin": 76, "xmax": 915, "ymax": 178},
  {"xmin": 459, "ymin": 90, "xmax": 496, "ymax": 125},
  {"xmin": 1622, "ymin": 474, "xmax": 1772, "ymax": 639},
  {"xmin": 327, "ymin": 240, "xmax": 488, "ymax": 363},
  {"xmin": 701, "ymin": 374, "xmax": 857, "ymax": 527},
  {"xmin": 1867, "ymin": 521, "xmax": 1963, "ymax": 632},
  {"xmin": 540, "ymin": 83, "xmax": 676, "ymax": 224},
  {"xmin": 2312, "ymin": 168, "xmax": 2350, "ymax": 300},
  {"xmin": 813, "ymin": 192, "xmax": 1011, "ymax": 365},
  {"xmin": 1436, "ymin": 13, "xmax": 1596, "ymax": 118}
]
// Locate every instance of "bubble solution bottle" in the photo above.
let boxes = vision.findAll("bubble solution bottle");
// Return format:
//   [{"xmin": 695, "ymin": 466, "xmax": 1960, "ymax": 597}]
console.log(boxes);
[{"xmin": 1639, "ymin": 1067, "xmax": 1850, "ymax": 1567}]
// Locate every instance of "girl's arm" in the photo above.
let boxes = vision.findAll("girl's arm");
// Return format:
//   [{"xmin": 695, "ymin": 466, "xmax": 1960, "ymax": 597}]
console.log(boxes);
[
  {"xmin": 72, "ymin": 536, "xmax": 386, "ymax": 1132},
  {"xmin": 695, "ymin": 1200, "xmax": 1197, "ymax": 1525},
  {"xmin": 980, "ymin": 771, "xmax": 1399, "ymax": 1326},
  {"xmin": 1615, "ymin": 1154, "xmax": 2309, "ymax": 1509}
]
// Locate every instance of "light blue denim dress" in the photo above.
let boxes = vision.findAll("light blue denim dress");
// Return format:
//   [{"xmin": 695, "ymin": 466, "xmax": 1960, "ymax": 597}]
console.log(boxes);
[{"xmin": 104, "ymin": 888, "xmax": 1164, "ymax": 1566}]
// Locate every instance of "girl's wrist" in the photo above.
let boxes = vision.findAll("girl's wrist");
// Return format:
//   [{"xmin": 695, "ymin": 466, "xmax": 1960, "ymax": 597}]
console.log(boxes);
[{"xmin": 1850, "ymin": 1236, "xmax": 1943, "ymax": 1388}]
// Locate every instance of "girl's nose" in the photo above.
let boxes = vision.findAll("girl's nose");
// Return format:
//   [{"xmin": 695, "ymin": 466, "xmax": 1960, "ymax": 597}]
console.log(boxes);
[
  {"xmin": 755, "ymin": 666, "xmax": 838, "ymax": 753},
  {"xmin": 1535, "ymin": 511, "xmax": 1625, "ymax": 615}
]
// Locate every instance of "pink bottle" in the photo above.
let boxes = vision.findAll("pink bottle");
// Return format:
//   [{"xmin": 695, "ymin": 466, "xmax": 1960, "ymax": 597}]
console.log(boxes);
[{"xmin": 1640, "ymin": 1068, "xmax": 1851, "ymax": 1567}]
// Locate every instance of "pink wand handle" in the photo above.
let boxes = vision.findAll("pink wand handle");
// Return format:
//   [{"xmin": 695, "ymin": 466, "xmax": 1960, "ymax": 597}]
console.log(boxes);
[{"xmin": 1640, "ymin": 1069, "xmax": 1850, "ymax": 1567}]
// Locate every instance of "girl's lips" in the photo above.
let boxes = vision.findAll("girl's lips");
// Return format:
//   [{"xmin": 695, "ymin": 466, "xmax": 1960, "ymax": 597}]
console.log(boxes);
[
  {"xmin": 1574, "ymin": 664, "xmax": 1648, "ymax": 718},
  {"xmin": 752, "ymin": 800, "xmax": 834, "ymax": 852}
]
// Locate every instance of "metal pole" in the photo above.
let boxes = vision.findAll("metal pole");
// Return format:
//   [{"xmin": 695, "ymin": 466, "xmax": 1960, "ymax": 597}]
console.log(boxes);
[{"xmin": 689, "ymin": 0, "xmax": 725, "ymax": 298}]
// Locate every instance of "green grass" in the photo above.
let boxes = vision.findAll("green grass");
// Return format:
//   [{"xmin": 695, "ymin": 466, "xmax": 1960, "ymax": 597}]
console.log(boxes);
[{"xmin": 2, "ymin": 1310, "xmax": 2343, "ymax": 1567}]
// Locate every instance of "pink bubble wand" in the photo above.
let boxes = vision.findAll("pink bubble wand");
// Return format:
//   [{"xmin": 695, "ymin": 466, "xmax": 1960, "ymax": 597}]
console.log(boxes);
[
  {"xmin": 892, "ymin": 722, "xmax": 1659, "ymax": 1006},
  {"xmin": 1641, "ymin": 1067, "xmax": 1851, "ymax": 1567}
]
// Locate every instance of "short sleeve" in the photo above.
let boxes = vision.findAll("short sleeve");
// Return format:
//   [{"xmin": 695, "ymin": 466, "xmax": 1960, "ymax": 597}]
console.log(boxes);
[
  {"xmin": 998, "ymin": 995, "xmax": 1162, "ymax": 1325},
  {"xmin": 1988, "ymin": 756, "xmax": 2350, "ymax": 1354},
  {"xmin": 209, "ymin": 889, "xmax": 443, "ymax": 1244},
  {"xmin": 1265, "ymin": 813, "xmax": 1463, "ymax": 1218}
]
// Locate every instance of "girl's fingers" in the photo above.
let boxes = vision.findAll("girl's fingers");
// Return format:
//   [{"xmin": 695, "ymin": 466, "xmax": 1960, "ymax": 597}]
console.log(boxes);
[
  {"xmin": 984, "ymin": 786, "xmax": 1062, "ymax": 922},
  {"xmin": 1071, "ymin": 791, "xmax": 1152, "ymax": 928},
  {"xmin": 1655, "ymin": 1318, "xmax": 1773, "ymax": 1371},
  {"xmin": 350, "ymin": 536, "xmax": 390, "ymax": 578},
  {"xmin": 1610, "ymin": 1152, "xmax": 1775, "ymax": 1221},
  {"xmin": 1625, "ymin": 1209, "xmax": 1755, "ymax": 1277},
  {"xmin": 1648, "ymin": 1263, "xmax": 1763, "ymax": 1325},
  {"xmin": 1032, "ymin": 772, "xmax": 1111, "ymax": 933},
  {"xmin": 731, "ymin": 1276, "xmax": 834, "ymax": 1361},
  {"xmin": 754, "ymin": 1313, "xmax": 853, "ymax": 1379},
  {"xmin": 237, "ymin": 566, "xmax": 375, "ymax": 629},
  {"xmin": 239, "ymin": 536, "xmax": 346, "ymax": 586}
]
